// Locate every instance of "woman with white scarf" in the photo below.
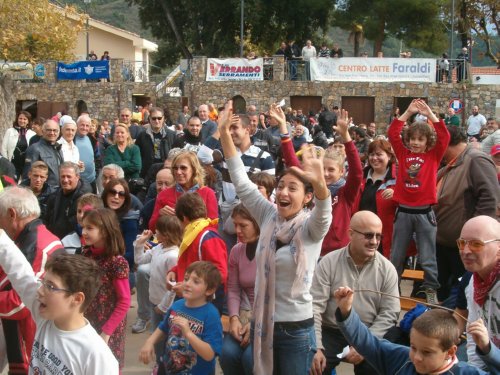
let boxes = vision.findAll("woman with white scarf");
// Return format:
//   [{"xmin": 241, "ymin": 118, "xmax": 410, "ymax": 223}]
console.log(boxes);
[{"xmin": 218, "ymin": 101, "xmax": 332, "ymax": 375}]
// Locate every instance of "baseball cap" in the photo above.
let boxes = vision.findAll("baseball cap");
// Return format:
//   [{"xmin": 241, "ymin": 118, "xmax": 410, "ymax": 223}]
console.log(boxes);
[{"xmin": 491, "ymin": 144, "xmax": 500, "ymax": 156}]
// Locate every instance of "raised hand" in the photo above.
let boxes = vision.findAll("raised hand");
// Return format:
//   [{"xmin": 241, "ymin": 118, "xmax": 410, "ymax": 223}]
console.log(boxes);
[
  {"xmin": 333, "ymin": 109, "xmax": 351, "ymax": 142},
  {"xmin": 269, "ymin": 103, "xmax": 287, "ymax": 133},
  {"xmin": 415, "ymin": 100, "xmax": 438, "ymax": 122},
  {"xmin": 136, "ymin": 230, "xmax": 153, "ymax": 246},
  {"xmin": 217, "ymin": 100, "xmax": 234, "ymax": 134},
  {"xmin": 333, "ymin": 286, "xmax": 354, "ymax": 318},
  {"xmin": 291, "ymin": 145, "xmax": 329, "ymax": 200}
]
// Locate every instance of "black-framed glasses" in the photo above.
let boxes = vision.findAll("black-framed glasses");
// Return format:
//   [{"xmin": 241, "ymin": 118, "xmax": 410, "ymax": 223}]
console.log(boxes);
[
  {"xmin": 151, "ymin": 117, "xmax": 163, "ymax": 121},
  {"xmin": 109, "ymin": 189, "xmax": 126, "ymax": 197},
  {"xmin": 351, "ymin": 228, "xmax": 382, "ymax": 241},
  {"xmin": 456, "ymin": 238, "xmax": 500, "ymax": 252},
  {"xmin": 37, "ymin": 279, "xmax": 72, "ymax": 293}
]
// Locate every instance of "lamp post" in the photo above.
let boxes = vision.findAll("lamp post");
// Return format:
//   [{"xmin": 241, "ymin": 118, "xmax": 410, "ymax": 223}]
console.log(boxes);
[
  {"xmin": 84, "ymin": 0, "xmax": 91, "ymax": 59},
  {"xmin": 240, "ymin": 0, "xmax": 244, "ymax": 57}
]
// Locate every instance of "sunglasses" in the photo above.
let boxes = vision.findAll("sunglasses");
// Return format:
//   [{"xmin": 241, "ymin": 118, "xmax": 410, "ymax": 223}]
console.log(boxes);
[
  {"xmin": 109, "ymin": 189, "xmax": 126, "ymax": 197},
  {"xmin": 172, "ymin": 165, "xmax": 189, "ymax": 171},
  {"xmin": 151, "ymin": 117, "xmax": 163, "ymax": 121},
  {"xmin": 351, "ymin": 228, "xmax": 382, "ymax": 241},
  {"xmin": 456, "ymin": 238, "xmax": 500, "ymax": 252}
]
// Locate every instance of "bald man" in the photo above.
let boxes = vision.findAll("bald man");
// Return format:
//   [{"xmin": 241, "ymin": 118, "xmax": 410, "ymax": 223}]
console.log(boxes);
[
  {"xmin": 310, "ymin": 211, "xmax": 400, "ymax": 375},
  {"xmin": 454, "ymin": 216, "xmax": 500, "ymax": 370},
  {"xmin": 198, "ymin": 104, "xmax": 217, "ymax": 142}
]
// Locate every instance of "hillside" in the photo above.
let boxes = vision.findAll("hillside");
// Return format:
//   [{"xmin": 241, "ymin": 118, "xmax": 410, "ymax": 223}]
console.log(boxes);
[{"xmin": 53, "ymin": 0, "xmax": 497, "ymax": 65}]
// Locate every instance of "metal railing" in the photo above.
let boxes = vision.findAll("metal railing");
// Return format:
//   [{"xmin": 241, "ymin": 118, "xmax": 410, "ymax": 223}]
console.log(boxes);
[{"xmin": 121, "ymin": 60, "xmax": 149, "ymax": 82}]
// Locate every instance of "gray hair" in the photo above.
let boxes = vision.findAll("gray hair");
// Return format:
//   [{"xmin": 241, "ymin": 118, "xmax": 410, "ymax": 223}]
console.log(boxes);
[
  {"xmin": 102, "ymin": 164, "xmax": 125, "ymax": 178},
  {"xmin": 59, "ymin": 161, "xmax": 80, "ymax": 176},
  {"xmin": 0, "ymin": 187, "xmax": 41, "ymax": 219},
  {"xmin": 76, "ymin": 114, "xmax": 91, "ymax": 124}
]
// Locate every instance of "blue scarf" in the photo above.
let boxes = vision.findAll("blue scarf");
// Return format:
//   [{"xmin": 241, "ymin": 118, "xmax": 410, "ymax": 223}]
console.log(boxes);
[{"xmin": 328, "ymin": 178, "xmax": 346, "ymax": 197}]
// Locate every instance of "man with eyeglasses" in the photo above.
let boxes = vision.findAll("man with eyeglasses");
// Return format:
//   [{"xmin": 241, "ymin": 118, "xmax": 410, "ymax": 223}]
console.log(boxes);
[
  {"xmin": 310, "ymin": 211, "xmax": 399, "ymax": 375},
  {"xmin": 135, "ymin": 107, "xmax": 177, "ymax": 178},
  {"xmin": 454, "ymin": 215, "xmax": 500, "ymax": 371},
  {"xmin": 434, "ymin": 126, "xmax": 499, "ymax": 301},
  {"xmin": 23, "ymin": 119, "xmax": 64, "ymax": 186},
  {"xmin": 0, "ymin": 186, "xmax": 64, "ymax": 374}
]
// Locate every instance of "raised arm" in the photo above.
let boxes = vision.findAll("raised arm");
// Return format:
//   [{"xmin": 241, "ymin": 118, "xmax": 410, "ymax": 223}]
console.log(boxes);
[{"xmin": 270, "ymin": 104, "xmax": 300, "ymax": 168}]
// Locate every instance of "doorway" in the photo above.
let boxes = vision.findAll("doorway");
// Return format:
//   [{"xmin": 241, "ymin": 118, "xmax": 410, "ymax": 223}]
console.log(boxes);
[
  {"xmin": 341, "ymin": 96, "xmax": 375, "ymax": 125},
  {"xmin": 290, "ymin": 96, "xmax": 322, "ymax": 115}
]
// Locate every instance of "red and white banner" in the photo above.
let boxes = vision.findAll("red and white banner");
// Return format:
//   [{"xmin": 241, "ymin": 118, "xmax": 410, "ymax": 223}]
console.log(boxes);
[
  {"xmin": 310, "ymin": 58, "xmax": 437, "ymax": 82},
  {"xmin": 206, "ymin": 58, "xmax": 264, "ymax": 81}
]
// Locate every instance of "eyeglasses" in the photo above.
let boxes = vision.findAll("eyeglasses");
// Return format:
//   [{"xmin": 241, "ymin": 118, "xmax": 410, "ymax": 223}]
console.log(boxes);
[
  {"xmin": 351, "ymin": 228, "xmax": 382, "ymax": 241},
  {"xmin": 44, "ymin": 129, "xmax": 59, "ymax": 133},
  {"xmin": 37, "ymin": 279, "xmax": 72, "ymax": 293},
  {"xmin": 109, "ymin": 189, "xmax": 126, "ymax": 198},
  {"xmin": 151, "ymin": 117, "xmax": 163, "ymax": 121},
  {"xmin": 456, "ymin": 238, "xmax": 500, "ymax": 252}
]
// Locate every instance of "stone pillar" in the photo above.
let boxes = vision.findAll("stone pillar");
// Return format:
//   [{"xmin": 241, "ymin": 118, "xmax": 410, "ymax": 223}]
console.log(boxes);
[
  {"xmin": 44, "ymin": 61, "xmax": 57, "ymax": 83},
  {"xmin": 110, "ymin": 58, "xmax": 124, "ymax": 83},
  {"xmin": 272, "ymin": 55, "xmax": 285, "ymax": 81},
  {"xmin": 190, "ymin": 56, "xmax": 207, "ymax": 83}
]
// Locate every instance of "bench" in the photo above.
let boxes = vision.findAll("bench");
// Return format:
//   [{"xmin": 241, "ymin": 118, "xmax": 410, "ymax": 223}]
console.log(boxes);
[{"xmin": 400, "ymin": 269, "xmax": 425, "ymax": 310}]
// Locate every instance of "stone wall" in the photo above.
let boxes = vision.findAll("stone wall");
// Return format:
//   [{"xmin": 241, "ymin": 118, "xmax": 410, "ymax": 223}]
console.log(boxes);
[{"xmin": 183, "ymin": 56, "xmax": 500, "ymax": 125}]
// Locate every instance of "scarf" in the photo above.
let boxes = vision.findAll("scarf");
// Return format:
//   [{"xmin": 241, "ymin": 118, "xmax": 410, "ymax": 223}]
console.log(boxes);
[
  {"xmin": 175, "ymin": 183, "xmax": 199, "ymax": 194},
  {"xmin": 178, "ymin": 217, "xmax": 218, "ymax": 259},
  {"xmin": 473, "ymin": 260, "xmax": 499, "ymax": 307},
  {"xmin": 253, "ymin": 208, "xmax": 310, "ymax": 374},
  {"xmin": 328, "ymin": 178, "xmax": 346, "ymax": 197}
]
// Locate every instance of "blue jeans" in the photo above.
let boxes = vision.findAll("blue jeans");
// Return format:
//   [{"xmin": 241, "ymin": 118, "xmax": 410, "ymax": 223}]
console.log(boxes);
[
  {"xmin": 220, "ymin": 334, "xmax": 253, "ymax": 375},
  {"xmin": 273, "ymin": 324, "xmax": 316, "ymax": 375},
  {"xmin": 151, "ymin": 302, "xmax": 166, "ymax": 365}
]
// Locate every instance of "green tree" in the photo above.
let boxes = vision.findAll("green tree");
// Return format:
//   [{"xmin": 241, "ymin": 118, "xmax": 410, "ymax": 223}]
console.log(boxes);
[
  {"xmin": 334, "ymin": 0, "xmax": 448, "ymax": 56},
  {"xmin": 130, "ymin": 0, "xmax": 335, "ymax": 67},
  {"xmin": 462, "ymin": 0, "xmax": 499, "ymax": 66},
  {"xmin": 0, "ymin": 0, "xmax": 84, "ymax": 63}
]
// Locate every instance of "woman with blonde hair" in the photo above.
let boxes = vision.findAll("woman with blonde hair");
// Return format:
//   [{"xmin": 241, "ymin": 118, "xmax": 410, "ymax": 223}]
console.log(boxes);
[
  {"xmin": 103, "ymin": 123, "xmax": 141, "ymax": 180},
  {"xmin": 148, "ymin": 150, "xmax": 218, "ymax": 230}
]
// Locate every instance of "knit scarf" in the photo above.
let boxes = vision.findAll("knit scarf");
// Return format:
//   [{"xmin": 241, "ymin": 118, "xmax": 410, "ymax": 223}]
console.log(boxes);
[
  {"xmin": 328, "ymin": 178, "xmax": 346, "ymax": 197},
  {"xmin": 178, "ymin": 218, "xmax": 218, "ymax": 259},
  {"xmin": 473, "ymin": 260, "xmax": 499, "ymax": 307},
  {"xmin": 253, "ymin": 208, "xmax": 310, "ymax": 375}
]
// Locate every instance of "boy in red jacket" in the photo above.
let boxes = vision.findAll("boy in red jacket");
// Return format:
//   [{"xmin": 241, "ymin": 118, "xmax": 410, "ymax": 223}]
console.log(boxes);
[
  {"xmin": 166, "ymin": 193, "xmax": 227, "ymax": 314},
  {"xmin": 388, "ymin": 99, "xmax": 450, "ymax": 305}
]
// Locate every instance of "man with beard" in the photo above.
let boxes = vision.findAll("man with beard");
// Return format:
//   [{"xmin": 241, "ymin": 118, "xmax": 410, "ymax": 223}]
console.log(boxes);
[{"xmin": 173, "ymin": 116, "xmax": 204, "ymax": 152}]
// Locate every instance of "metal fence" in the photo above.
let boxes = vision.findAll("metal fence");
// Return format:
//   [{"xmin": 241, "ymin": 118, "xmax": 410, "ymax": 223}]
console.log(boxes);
[{"xmin": 121, "ymin": 60, "xmax": 149, "ymax": 82}]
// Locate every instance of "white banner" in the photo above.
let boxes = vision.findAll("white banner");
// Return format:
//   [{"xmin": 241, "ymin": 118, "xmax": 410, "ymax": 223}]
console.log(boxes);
[
  {"xmin": 206, "ymin": 58, "xmax": 264, "ymax": 81},
  {"xmin": 310, "ymin": 58, "xmax": 437, "ymax": 82}
]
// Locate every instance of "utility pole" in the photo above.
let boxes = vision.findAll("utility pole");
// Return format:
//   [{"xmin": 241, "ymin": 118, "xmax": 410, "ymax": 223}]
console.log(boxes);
[
  {"xmin": 84, "ymin": 0, "xmax": 91, "ymax": 59},
  {"xmin": 240, "ymin": 0, "xmax": 244, "ymax": 57}
]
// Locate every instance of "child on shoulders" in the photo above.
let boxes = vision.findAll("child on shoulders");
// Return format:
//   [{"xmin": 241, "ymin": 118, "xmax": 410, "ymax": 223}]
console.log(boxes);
[{"xmin": 388, "ymin": 99, "xmax": 450, "ymax": 304}]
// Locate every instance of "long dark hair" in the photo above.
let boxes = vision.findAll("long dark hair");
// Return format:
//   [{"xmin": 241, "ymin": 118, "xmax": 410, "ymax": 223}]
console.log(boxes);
[
  {"xmin": 14, "ymin": 111, "xmax": 32, "ymax": 129},
  {"xmin": 101, "ymin": 178, "xmax": 131, "ymax": 218}
]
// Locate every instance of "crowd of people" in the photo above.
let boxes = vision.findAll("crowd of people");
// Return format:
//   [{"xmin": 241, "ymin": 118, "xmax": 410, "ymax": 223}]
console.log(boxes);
[{"xmin": 0, "ymin": 96, "xmax": 498, "ymax": 375}]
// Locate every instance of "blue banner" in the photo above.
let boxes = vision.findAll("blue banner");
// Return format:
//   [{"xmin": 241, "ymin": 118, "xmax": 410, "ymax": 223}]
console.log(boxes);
[{"xmin": 57, "ymin": 60, "xmax": 109, "ymax": 80}]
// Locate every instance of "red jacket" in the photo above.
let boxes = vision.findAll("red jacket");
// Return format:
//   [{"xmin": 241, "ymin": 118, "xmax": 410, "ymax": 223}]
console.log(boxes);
[
  {"xmin": 170, "ymin": 228, "xmax": 227, "ymax": 287},
  {"xmin": 280, "ymin": 137, "xmax": 363, "ymax": 255},
  {"xmin": 320, "ymin": 141, "xmax": 363, "ymax": 255},
  {"xmin": 0, "ymin": 219, "xmax": 63, "ymax": 374},
  {"xmin": 354, "ymin": 164, "xmax": 398, "ymax": 258},
  {"xmin": 149, "ymin": 185, "xmax": 218, "ymax": 231},
  {"xmin": 388, "ymin": 119, "xmax": 450, "ymax": 206}
]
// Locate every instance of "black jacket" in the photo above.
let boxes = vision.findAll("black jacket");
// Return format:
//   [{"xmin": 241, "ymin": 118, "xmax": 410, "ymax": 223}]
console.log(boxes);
[
  {"xmin": 23, "ymin": 139, "xmax": 63, "ymax": 186},
  {"xmin": 44, "ymin": 179, "xmax": 92, "ymax": 239},
  {"xmin": 20, "ymin": 179, "xmax": 58, "ymax": 218},
  {"xmin": 135, "ymin": 125, "xmax": 177, "ymax": 177}
]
